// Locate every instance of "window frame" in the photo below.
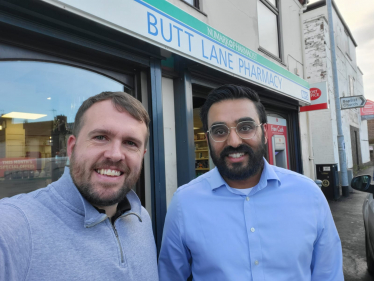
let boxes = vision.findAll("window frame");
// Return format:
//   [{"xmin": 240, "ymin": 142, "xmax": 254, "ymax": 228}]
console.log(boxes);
[
  {"xmin": 0, "ymin": 42, "xmax": 149, "ymax": 204},
  {"xmin": 182, "ymin": 0, "xmax": 200, "ymax": 10},
  {"xmin": 257, "ymin": 0, "xmax": 283, "ymax": 63}
]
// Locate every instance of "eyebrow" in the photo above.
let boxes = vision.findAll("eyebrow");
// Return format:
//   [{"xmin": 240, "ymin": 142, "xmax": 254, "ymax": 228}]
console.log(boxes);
[
  {"xmin": 210, "ymin": 117, "xmax": 256, "ymax": 127},
  {"xmin": 236, "ymin": 117, "xmax": 256, "ymax": 123}
]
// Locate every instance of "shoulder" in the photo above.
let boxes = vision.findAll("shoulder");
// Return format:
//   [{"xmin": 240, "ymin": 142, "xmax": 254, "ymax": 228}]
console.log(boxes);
[
  {"xmin": 0, "ymin": 185, "xmax": 54, "ymax": 211},
  {"xmin": 272, "ymin": 165, "xmax": 318, "ymax": 189},
  {"xmin": 174, "ymin": 170, "xmax": 214, "ymax": 197}
]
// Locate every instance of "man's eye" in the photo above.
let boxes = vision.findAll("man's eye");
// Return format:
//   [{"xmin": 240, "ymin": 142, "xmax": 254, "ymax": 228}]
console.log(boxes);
[
  {"xmin": 125, "ymin": 141, "xmax": 137, "ymax": 147},
  {"xmin": 240, "ymin": 126, "xmax": 253, "ymax": 132},
  {"xmin": 94, "ymin": 135, "xmax": 106, "ymax": 141},
  {"xmin": 212, "ymin": 127, "xmax": 227, "ymax": 136}
]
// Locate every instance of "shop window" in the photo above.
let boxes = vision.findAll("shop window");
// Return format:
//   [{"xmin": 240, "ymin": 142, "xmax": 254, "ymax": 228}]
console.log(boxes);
[
  {"xmin": 183, "ymin": 0, "xmax": 200, "ymax": 9},
  {"xmin": 193, "ymin": 96, "xmax": 213, "ymax": 177},
  {"xmin": 0, "ymin": 61, "xmax": 125, "ymax": 199},
  {"xmin": 257, "ymin": 0, "xmax": 281, "ymax": 60}
]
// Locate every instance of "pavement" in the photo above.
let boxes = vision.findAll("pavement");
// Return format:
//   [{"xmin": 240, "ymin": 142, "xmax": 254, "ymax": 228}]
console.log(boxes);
[{"xmin": 329, "ymin": 165, "xmax": 374, "ymax": 281}]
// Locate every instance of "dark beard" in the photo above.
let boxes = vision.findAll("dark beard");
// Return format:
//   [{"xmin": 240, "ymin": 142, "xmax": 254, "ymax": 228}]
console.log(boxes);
[
  {"xmin": 69, "ymin": 151, "xmax": 139, "ymax": 207},
  {"xmin": 209, "ymin": 137, "xmax": 266, "ymax": 181}
]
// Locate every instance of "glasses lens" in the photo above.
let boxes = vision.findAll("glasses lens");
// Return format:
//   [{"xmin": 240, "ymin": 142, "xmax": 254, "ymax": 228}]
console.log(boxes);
[
  {"xmin": 237, "ymin": 121, "xmax": 257, "ymax": 139},
  {"xmin": 210, "ymin": 125, "xmax": 229, "ymax": 141}
]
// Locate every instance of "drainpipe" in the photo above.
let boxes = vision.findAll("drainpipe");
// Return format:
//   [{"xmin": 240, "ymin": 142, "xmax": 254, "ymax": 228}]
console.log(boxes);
[{"xmin": 326, "ymin": 0, "xmax": 349, "ymax": 196}]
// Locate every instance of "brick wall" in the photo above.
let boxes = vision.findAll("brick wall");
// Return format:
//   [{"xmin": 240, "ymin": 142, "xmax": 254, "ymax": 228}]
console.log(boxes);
[{"xmin": 368, "ymin": 119, "xmax": 374, "ymax": 143}]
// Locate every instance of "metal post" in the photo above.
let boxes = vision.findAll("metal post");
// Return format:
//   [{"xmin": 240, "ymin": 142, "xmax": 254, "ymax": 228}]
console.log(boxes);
[
  {"xmin": 326, "ymin": 0, "xmax": 349, "ymax": 196},
  {"xmin": 149, "ymin": 58, "xmax": 167, "ymax": 253}
]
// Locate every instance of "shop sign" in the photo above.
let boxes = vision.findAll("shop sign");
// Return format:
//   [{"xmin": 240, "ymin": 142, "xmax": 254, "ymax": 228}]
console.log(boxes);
[
  {"xmin": 299, "ymin": 81, "xmax": 328, "ymax": 112},
  {"xmin": 360, "ymin": 99, "xmax": 374, "ymax": 120},
  {"xmin": 42, "ymin": 0, "xmax": 310, "ymax": 103},
  {"xmin": 0, "ymin": 158, "xmax": 37, "ymax": 177}
]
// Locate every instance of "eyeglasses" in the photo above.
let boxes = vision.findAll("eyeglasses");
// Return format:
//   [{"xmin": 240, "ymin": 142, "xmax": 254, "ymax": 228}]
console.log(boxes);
[{"xmin": 207, "ymin": 121, "xmax": 263, "ymax": 142}]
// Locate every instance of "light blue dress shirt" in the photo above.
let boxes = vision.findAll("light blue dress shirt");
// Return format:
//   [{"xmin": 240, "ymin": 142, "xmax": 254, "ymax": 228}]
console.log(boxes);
[{"xmin": 158, "ymin": 159, "xmax": 343, "ymax": 281}]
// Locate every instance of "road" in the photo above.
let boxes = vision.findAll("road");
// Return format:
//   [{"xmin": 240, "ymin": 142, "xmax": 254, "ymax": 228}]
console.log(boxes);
[{"xmin": 329, "ymin": 166, "xmax": 374, "ymax": 281}]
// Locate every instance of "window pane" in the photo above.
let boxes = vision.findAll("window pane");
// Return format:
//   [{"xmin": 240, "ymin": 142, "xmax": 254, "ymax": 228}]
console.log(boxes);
[
  {"xmin": 267, "ymin": 0, "xmax": 276, "ymax": 7},
  {"xmin": 184, "ymin": 0, "xmax": 194, "ymax": 5},
  {"xmin": 0, "ymin": 61, "xmax": 124, "ymax": 198},
  {"xmin": 258, "ymin": 0, "xmax": 279, "ymax": 57}
]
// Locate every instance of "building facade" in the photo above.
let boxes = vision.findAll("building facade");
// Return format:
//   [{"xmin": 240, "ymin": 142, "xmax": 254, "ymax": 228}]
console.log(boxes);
[
  {"xmin": 301, "ymin": 0, "xmax": 370, "ymax": 176},
  {"xmin": 0, "ymin": 0, "xmax": 312, "ymax": 250}
]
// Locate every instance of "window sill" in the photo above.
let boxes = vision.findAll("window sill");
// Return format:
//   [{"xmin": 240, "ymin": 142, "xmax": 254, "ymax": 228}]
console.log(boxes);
[
  {"xmin": 258, "ymin": 46, "xmax": 285, "ymax": 66},
  {"xmin": 180, "ymin": 1, "xmax": 207, "ymax": 17}
]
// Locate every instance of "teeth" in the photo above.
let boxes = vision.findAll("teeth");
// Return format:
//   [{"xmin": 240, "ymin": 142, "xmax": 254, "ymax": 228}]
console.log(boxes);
[
  {"xmin": 97, "ymin": 169, "xmax": 121, "ymax": 176},
  {"xmin": 229, "ymin": 153, "xmax": 244, "ymax": 158}
]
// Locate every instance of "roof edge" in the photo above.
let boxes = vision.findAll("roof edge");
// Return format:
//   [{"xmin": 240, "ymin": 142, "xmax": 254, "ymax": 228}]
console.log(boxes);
[{"xmin": 304, "ymin": 0, "xmax": 357, "ymax": 47}]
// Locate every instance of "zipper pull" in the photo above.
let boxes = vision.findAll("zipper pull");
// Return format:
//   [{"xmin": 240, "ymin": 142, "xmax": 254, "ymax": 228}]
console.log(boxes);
[{"xmin": 113, "ymin": 226, "xmax": 119, "ymax": 238}]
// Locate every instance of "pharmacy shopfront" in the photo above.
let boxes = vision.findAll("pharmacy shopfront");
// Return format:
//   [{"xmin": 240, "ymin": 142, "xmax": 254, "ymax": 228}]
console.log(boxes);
[{"xmin": 0, "ymin": 0, "xmax": 310, "ymax": 250}]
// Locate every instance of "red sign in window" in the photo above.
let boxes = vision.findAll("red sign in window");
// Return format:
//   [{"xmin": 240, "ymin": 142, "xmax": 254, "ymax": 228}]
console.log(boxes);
[{"xmin": 0, "ymin": 158, "xmax": 37, "ymax": 177}]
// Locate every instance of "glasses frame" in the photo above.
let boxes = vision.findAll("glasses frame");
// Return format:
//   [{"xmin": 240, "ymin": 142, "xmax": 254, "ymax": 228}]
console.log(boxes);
[{"xmin": 207, "ymin": 121, "xmax": 263, "ymax": 142}]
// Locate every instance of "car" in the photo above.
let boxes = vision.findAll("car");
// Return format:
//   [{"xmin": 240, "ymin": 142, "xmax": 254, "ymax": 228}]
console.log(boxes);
[{"xmin": 351, "ymin": 175, "xmax": 374, "ymax": 273}]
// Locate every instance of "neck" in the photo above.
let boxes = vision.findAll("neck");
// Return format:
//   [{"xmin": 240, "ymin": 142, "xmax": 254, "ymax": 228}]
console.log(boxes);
[
  {"xmin": 95, "ymin": 204, "xmax": 118, "ymax": 218},
  {"xmin": 224, "ymin": 166, "xmax": 263, "ymax": 189}
]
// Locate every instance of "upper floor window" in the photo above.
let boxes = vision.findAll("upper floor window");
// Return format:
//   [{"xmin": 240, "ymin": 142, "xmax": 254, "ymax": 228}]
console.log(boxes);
[
  {"xmin": 257, "ymin": 0, "xmax": 281, "ymax": 60},
  {"xmin": 349, "ymin": 75, "xmax": 355, "ymax": 96},
  {"xmin": 183, "ymin": 0, "xmax": 200, "ymax": 9}
]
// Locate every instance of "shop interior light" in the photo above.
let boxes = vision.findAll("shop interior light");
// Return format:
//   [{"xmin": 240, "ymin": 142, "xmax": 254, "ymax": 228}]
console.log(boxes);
[
  {"xmin": 194, "ymin": 127, "xmax": 199, "ymax": 130},
  {"xmin": 47, "ymin": 97, "xmax": 51, "ymax": 100},
  {"xmin": 2, "ymin": 112, "xmax": 47, "ymax": 120},
  {"xmin": 0, "ymin": 125, "xmax": 2, "ymax": 130}
]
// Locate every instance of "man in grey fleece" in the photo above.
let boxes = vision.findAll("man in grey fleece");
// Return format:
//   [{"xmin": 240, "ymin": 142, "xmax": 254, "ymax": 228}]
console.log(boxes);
[{"xmin": 0, "ymin": 92, "xmax": 159, "ymax": 280}]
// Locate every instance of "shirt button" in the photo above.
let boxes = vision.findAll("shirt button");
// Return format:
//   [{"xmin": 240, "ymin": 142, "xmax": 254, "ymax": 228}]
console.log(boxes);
[
  {"xmin": 246, "ymin": 196, "xmax": 249, "ymax": 201},
  {"xmin": 255, "ymin": 260, "xmax": 259, "ymax": 265},
  {"xmin": 251, "ymin": 227, "xmax": 255, "ymax": 232}
]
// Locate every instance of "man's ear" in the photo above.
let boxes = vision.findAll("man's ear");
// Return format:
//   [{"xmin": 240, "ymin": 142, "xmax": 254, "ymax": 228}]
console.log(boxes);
[
  {"xmin": 67, "ymin": 135, "xmax": 76, "ymax": 158},
  {"xmin": 143, "ymin": 149, "xmax": 147, "ymax": 156},
  {"xmin": 263, "ymin": 123, "xmax": 268, "ymax": 144}
]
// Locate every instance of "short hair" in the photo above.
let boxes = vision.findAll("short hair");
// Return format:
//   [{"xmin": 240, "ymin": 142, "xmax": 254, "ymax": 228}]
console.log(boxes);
[
  {"xmin": 73, "ymin": 91, "xmax": 150, "ymax": 146},
  {"xmin": 200, "ymin": 84, "xmax": 267, "ymax": 132}
]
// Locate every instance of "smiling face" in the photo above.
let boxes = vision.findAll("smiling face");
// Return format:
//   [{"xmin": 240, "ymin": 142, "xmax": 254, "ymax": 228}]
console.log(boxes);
[
  {"xmin": 67, "ymin": 100, "xmax": 148, "ymax": 207},
  {"xmin": 207, "ymin": 98, "xmax": 267, "ymax": 181}
]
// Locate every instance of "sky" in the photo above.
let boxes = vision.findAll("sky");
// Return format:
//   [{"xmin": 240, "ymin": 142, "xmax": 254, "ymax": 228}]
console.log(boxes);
[{"xmin": 308, "ymin": 0, "xmax": 374, "ymax": 102}]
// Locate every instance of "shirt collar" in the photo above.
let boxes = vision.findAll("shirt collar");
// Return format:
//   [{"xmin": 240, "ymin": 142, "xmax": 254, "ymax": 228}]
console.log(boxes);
[
  {"xmin": 205, "ymin": 158, "xmax": 281, "ymax": 192},
  {"xmin": 53, "ymin": 167, "xmax": 142, "ymax": 228}
]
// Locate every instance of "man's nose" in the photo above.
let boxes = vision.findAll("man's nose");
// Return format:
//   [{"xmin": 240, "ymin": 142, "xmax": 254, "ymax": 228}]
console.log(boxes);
[
  {"xmin": 226, "ymin": 128, "xmax": 242, "ymax": 147},
  {"xmin": 104, "ymin": 140, "xmax": 125, "ymax": 162}
]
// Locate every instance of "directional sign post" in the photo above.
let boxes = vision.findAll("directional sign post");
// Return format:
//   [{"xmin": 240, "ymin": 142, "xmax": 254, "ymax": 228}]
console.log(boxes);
[{"xmin": 340, "ymin": 95, "xmax": 367, "ymax": 110}]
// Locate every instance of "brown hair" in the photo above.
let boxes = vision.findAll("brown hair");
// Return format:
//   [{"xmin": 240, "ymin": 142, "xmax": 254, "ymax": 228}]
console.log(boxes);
[{"xmin": 73, "ymin": 91, "xmax": 150, "ymax": 146}]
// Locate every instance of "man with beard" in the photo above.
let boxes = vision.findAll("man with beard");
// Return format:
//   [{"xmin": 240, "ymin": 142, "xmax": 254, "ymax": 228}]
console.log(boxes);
[
  {"xmin": 0, "ymin": 92, "xmax": 158, "ymax": 281},
  {"xmin": 158, "ymin": 85, "xmax": 343, "ymax": 281}
]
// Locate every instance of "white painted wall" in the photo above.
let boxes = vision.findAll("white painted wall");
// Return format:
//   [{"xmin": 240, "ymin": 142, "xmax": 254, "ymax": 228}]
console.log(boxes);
[
  {"xmin": 161, "ymin": 77, "xmax": 178, "ymax": 207},
  {"xmin": 361, "ymin": 120, "xmax": 370, "ymax": 163},
  {"xmin": 302, "ymin": 5, "xmax": 370, "ymax": 170},
  {"xmin": 299, "ymin": 111, "xmax": 315, "ymax": 178}
]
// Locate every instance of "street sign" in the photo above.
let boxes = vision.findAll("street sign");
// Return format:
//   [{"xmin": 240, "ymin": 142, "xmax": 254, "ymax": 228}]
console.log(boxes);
[{"xmin": 340, "ymin": 95, "xmax": 366, "ymax": 109}]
